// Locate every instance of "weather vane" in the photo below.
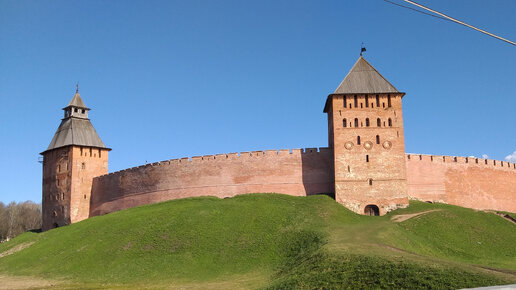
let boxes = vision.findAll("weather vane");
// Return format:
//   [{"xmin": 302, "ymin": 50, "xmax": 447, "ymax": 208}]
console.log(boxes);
[
  {"xmin": 360, "ymin": 43, "xmax": 366, "ymax": 57},
  {"xmin": 76, "ymin": 82, "xmax": 79, "ymax": 93}
]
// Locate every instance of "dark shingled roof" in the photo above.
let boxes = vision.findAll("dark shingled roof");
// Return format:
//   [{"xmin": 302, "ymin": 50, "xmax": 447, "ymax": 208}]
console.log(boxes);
[
  {"xmin": 324, "ymin": 56, "xmax": 402, "ymax": 112},
  {"xmin": 45, "ymin": 118, "xmax": 107, "ymax": 152},
  {"xmin": 333, "ymin": 56, "xmax": 399, "ymax": 94},
  {"xmin": 63, "ymin": 92, "xmax": 89, "ymax": 109},
  {"xmin": 42, "ymin": 92, "xmax": 109, "ymax": 154}
]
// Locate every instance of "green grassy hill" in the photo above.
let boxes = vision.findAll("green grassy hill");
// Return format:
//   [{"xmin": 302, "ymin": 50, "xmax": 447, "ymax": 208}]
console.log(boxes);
[{"xmin": 0, "ymin": 194, "xmax": 515, "ymax": 289}]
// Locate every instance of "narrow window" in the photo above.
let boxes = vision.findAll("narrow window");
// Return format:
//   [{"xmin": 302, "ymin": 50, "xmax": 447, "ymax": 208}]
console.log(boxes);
[
  {"xmin": 354, "ymin": 118, "xmax": 359, "ymax": 127},
  {"xmin": 80, "ymin": 147, "xmax": 83, "ymax": 156},
  {"xmin": 343, "ymin": 96, "xmax": 347, "ymax": 108},
  {"xmin": 388, "ymin": 95, "xmax": 392, "ymax": 107},
  {"xmin": 360, "ymin": 103, "xmax": 363, "ymax": 108},
  {"xmin": 388, "ymin": 118, "xmax": 392, "ymax": 127},
  {"xmin": 82, "ymin": 109, "xmax": 85, "ymax": 113},
  {"xmin": 349, "ymin": 104, "xmax": 351, "ymax": 108},
  {"xmin": 74, "ymin": 108, "xmax": 78, "ymax": 113},
  {"xmin": 81, "ymin": 163, "xmax": 85, "ymax": 169},
  {"xmin": 485, "ymin": 159, "xmax": 488, "ymax": 165},
  {"xmin": 382, "ymin": 103, "xmax": 385, "ymax": 108},
  {"xmin": 99, "ymin": 149, "xmax": 102, "ymax": 158},
  {"xmin": 376, "ymin": 135, "xmax": 380, "ymax": 144},
  {"xmin": 354, "ymin": 95, "xmax": 358, "ymax": 108},
  {"xmin": 475, "ymin": 158, "xmax": 478, "ymax": 164},
  {"xmin": 357, "ymin": 136, "xmax": 361, "ymax": 145},
  {"xmin": 84, "ymin": 194, "xmax": 87, "ymax": 199},
  {"xmin": 369, "ymin": 179, "xmax": 373, "ymax": 186},
  {"xmin": 343, "ymin": 119, "xmax": 347, "ymax": 127},
  {"xmin": 347, "ymin": 165, "xmax": 350, "ymax": 172},
  {"xmin": 377, "ymin": 118, "xmax": 381, "ymax": 127},
  {"xmin": 365, "ymin": 118, "xmax": 370, "ymax": 127},
  {"xmin": 365, "ymin": 95, "xmax": 369, "ymax": 107},
  {"xmin": 376, "ymin": 95, "xmax": 380, "ymax": 107},
  {"xmin": 89, "ymin": 148, "xmax": 92, "ymax": 157},
  {"xmin": 366, "ymin": 155, "xmax": 369, "ymax": 162}
]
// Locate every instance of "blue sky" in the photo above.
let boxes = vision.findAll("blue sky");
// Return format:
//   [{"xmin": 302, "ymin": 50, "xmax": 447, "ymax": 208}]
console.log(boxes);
[{"xmin": 1, "ymin": 0, "xmax": 515, "ymax": 203}]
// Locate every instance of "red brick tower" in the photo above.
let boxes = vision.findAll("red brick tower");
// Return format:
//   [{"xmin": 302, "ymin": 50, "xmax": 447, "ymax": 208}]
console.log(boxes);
[
  {"xmin": 41, "ymin": 87, "xmax": 110, "ymax": 230},
  {"xmin": 324, "ymin": 57, "xmax": 409, "ymax": 215}
]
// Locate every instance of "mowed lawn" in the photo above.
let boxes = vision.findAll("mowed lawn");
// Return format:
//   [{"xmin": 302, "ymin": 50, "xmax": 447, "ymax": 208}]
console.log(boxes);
[{"xmin": 0, "ymin": 194, "xmax": 515, "ymax": 289}]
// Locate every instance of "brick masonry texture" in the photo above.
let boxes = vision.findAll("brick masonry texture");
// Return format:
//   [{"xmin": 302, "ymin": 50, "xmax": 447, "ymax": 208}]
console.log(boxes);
[
  {"xmin": 406, "ymin": 154, "xmax": 516, "ymax": 213},
  {"xmin": 88, "ymin": 151, "xmax": 516, "ymax": 217},
  {"xmin": 90, "ymin": 148, "xmax": 333, "ymax": 216}
]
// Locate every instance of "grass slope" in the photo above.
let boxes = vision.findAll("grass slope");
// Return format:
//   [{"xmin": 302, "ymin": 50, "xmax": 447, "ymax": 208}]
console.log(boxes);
[{"xmin": 0, "ymin": 194, "xmax": 515, "ymax": 289}]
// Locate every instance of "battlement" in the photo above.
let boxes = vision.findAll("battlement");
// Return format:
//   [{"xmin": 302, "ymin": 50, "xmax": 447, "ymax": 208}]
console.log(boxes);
[
  {"xmin": 406, "ymin": 153, "xmax": 516, "ymax": 171},
  {"xmin": 96, "ymin": 147, "xmax": 331, "ymax": 179}
]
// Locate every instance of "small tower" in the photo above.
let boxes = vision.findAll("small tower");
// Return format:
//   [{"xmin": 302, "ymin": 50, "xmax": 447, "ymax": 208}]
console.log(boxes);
[
  {"xmin": 324, "ymin": 56, "xmax": 409, "ymax": 215},
  {"xmin": 41, "ymin": 88, "xmax": 110, "ymax": 230}
]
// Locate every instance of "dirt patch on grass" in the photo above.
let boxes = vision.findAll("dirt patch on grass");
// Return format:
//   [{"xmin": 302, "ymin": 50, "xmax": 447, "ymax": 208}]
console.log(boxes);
[
  {"xmin": 0, "ymin": 242, "xmax": 34, "ymax": 258},
  {"xmin": 391, "ymin": 210, "xmax": 441, "ymax": 223},
  {"xmin": 0, "ymin": 275, "xmax": 60, "ymax": 289}
]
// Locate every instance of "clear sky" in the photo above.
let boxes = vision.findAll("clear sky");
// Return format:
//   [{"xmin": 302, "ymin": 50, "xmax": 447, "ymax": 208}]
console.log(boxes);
[{"xmin": 1, "ymin": 0, "xmax": 515, "ymax": 203}]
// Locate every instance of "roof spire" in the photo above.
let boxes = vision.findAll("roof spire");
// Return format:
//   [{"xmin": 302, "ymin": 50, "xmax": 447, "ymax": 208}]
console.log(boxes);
[
  {"xmin": 75, "ymin": 82, "xmax": 79, "ymax": 94},
  {"xmin": 360, "ymin": 43, "xmax": 366, "ymax": 57}
]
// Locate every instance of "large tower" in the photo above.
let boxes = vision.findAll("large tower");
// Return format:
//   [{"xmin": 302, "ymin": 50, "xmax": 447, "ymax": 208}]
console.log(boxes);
[
  {"xmin": 41, "ymin": 88, "xmax": 110, "ymax": 231},
  {"xmin": 324, "ymin": 56, "xmax": 409, "ymax": 215}
]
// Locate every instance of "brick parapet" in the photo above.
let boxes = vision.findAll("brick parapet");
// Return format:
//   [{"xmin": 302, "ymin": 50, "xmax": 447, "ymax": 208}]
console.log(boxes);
[
  {"xmin": 406, "ymin": 153, "xmax": 516, "ymax": 171},
  {"xmin": 406, "ymin": 153, "xmax": 516, "ymax": 213},
  {"xmin": 90, "ymin": 148, "xmax": 333, "ymax": 216}
]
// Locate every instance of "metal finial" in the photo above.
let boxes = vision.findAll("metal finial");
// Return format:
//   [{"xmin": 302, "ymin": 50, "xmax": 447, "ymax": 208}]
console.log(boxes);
[
  {"xmin": 76, "ymin": 82, "xmax": 79, "ymax": 93},
  {"xmin": 360, "ymin": 43, "xmax": 366, "ymax": 56}
]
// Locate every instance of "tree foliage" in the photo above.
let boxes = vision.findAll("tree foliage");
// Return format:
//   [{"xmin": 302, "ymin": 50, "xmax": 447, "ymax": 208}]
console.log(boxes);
[{"xmin": 0, "ymin": 201, "xmax": 41, "ymax": 242}]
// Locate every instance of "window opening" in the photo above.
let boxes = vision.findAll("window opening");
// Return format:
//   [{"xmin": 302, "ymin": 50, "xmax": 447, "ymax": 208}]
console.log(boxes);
[
  {"xmin": 376, "ymin": 95, "xmax": 380, "ymax": 107},
  {"xmin": 81, "ymin": 163, "xmax": 85, "ymax": 169},
  {"xmin": 357, "ymin": 136, "xmax": 361, "ymax": 145},
  {"xmin": 354, "ymin": 95, "xmax": 358, "ymax": 108},
  {"xmin": 344, "ymin": 96, "xmax": 347, "ymax": 108},
  {"xmin": 365, "ymin": 118, "xmax": 370, "ymax": 127},
  {"xmin": 388, "ymin": 95, "xmax": 392, "ymax": 107},
  {"xmin": 377, "ymin": 118, "xmax": 381, "ymax": 127},
  {"xmin": 343, "ymin": 119, "xmax": 347, "ymax": 127},
  {"xmin": 388, "ymin": 118, "xmax": 392, "ymax": 127},
  {"xmin": 376, "ymin": 135, "xmax": 380, "ymax": 144},
  {"xmin": 354, "ymin": 118, "xmax": 359, "ymax": 127},
  {"xmin": 366, "ymin": 155, "xmax": 369, "ymax": 162},
  {"xmin": 369, "ymin": 179, "xmax": 373, "ymax": 186},
  {"xmin": 365, "ymin": 95, "xmax": 369, "ymax": 107}
]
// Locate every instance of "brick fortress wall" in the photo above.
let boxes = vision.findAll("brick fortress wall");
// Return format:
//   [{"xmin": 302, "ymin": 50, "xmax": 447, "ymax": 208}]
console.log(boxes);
[
  {"xmin": 406, "ymin": 154, "xmax": 516, "ymax": 213},
  {"xmin": 90, "ymin": 148, "xmax": 333, "ymax": 216},
  {"xmin": 89, "ymin": 150, "xmax": 516, "ymax": 217}
]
